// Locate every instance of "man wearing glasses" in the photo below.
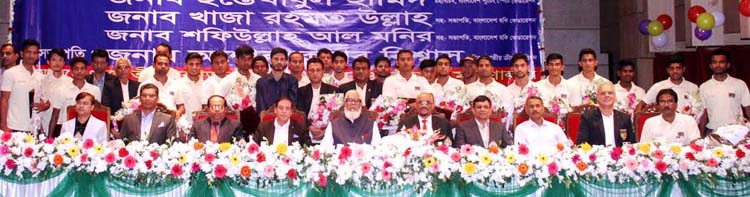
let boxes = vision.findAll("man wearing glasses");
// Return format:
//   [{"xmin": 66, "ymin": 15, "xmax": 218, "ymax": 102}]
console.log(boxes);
[
  {"xmin": 320, "ymin": 90, "xmax": 381, "ymax": 146},
  {"xmin": 396, "ymin": 92, "xmax": 453, "ymax": 144},
  {"xmin": 641, "ymin": 89, "xmax": 700, "ymax": 145},
  {"xmin": 189, "ymin": 95, "xmax": 244, "ymax": 143},
  {"xmin": 116, "ymin": 83, "xmax": 177, "ymax": 144},
  {"xmin": 102, "ymin": 58, "xmax": 140, "ymax": 114}
]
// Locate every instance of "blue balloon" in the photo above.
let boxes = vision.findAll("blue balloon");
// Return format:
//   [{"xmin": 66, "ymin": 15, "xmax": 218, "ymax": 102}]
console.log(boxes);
[
  {"xmin": 639, "ymin": 19, "xmax": 651, "ymax": 35},
  {"xmin": 694, "ymin": 26, "xmax": 712, "ymax": 41}
]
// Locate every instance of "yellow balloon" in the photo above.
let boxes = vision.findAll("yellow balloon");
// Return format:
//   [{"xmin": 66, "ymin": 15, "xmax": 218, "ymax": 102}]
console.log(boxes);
[
  {"xmin": 647, "ymin": 21, "xmax": 664, "ymax": 36},
  {"xmin": 697, "ymin": 13, "xmax": 715, "ymax": 30}
]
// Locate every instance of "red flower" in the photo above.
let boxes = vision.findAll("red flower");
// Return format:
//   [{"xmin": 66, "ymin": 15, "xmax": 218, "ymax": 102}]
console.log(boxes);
[
  {"xmin": 248, "ymin": 143, "xmax": 259, "ymax": 154},
  {"xmin": 707, "ymin": 158, "xmax": 718, "ymax": 167},
  {"xmin": 287, "ymin": 169, "xmax": 298, "ymax": 180},
  {"xmin": 105, "ymin": 153, "xmax": 116, "ymax": 164},
  {"xmin": 191, "ymin": 163, "xmax": 201, "ymax": 172},
  {"xmin": 118, "ymin": 148, "xmax": 129, "ymax": 158},
  {"xmin": 589, "ymin": 153, "xmax": 597, "ymax": 162},
  {"xmin": 737, "ymin": 149, "xmax": 746, "ymax": 159},
  {"xmin": 80, "ymin": 154, "xmax": 88, "ymax": 163},
  {"xmin": 610, "ymin": 147, "xmax": 623, "ymax": 161},
  {"xmin": 437, "ymin": 144, "xmax": 449, "ymax": 154},
  {"xmin": 82, "ymin": 139, "xmax": 94, "ymax": 149},
  {"xmin": 1, "ymin": 132, "xmax": 12, "ymax": 142},
  {"xmin": 518, "ymin": 144, "xmax": 529, "ymax": 155},
  {"xmin": 316, "ymin": 173, "xmax": 327, "ymax": 187},
  {"xmin": 312, "ymin": 150, "xmax": 321, "ymax": 161},
  {"xmin": 383, "ymin": 161, "xmax": 393, "ymax": 169},
  {"xmin": 404, "ymin": 147, "xmax": 412, "ymax": 157},
  {"xmin": 5, "ymin": 159, "xmax": 16, "ymax": 169},
  {"xmin": 45, "ymin": 137, "xmax": 55, "ymax": 144},
  {"xmin": 361, "ymin": 163, "xmax": 372, "ymax": 174},
  {"xmin": 655, "ymin": 160, "xmax": 668, "ymax": 173},
  {"xmin": 547, "ymin": 162, "xmax": 559, "ymax": 175},
  {"xmin": 214, "ymin": 164, "xmax": 227, "ymax": 179},
  {"xmin": 23, "ymin": 147, "xmax": 34, "ymax": 158},
  {"xmin": 205, "ymin": 153, "xmax": 215, "ymax": 163},
  {"xmin": 450, "ymin": 152, "xmax": 461, "ymax": 162},
  {"xmin": 382, "ymin": 171, "xmax": 392, "ymax": 180},
  {"xmin": 150, "ymin": 151, "xmax": 159, "ymax": 160},
  {"xmin": 339, "ymin": 146, "xmax": 352, "ymax": 161},
  {"xmin": 145, "ymin": 160, "xmax": 153, "ymax": 170},
  {"xmin": 256, "ymin": 152, "xmax": 267, "ymax": 163},
  {"xmin": 171, "ymin": 164, "xmax": 183, "ymax": 177},
  {"xmin": 628, "ymin": 147, "xmax": 636, "ymax": 155},
  {"xmin": 685, "ymin": 152, "xmax": 696, "ymax": 161},
  {"xmin": 653, "ymin": 150, "xmax": 665, "ymax": 160},
  {"xmin": 123, "ymin": 156, "xmax": 136, "ymax": 169},
  {"xmin": 690, "ymin": 143, "xmax": 703, "ymax": 152},
  {"xmin": 571, "ymin": 154, "xmax": 581, "ymax": 163},
  {"xmin": 377, "ymin": 122, "xmax": 384, "ymax": 129}
]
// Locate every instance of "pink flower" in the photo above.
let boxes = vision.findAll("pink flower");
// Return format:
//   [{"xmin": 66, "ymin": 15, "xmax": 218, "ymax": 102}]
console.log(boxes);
[
  {"xmin": 625, "ymin": 158, "xmax": 638, "ymax": 171},
  {"xmin": 383, "ymin": 161, "xmax": 393, "ymax": 170},
  {"xmin": 437, "ymin": 144, "xmax": 449, "ymax": 154},
  {"xmin": 628, "ymin": 147, "xmax": 636, "ymax": 155},
  {"xmin": 653, "ymin": 150, "xmax": 665, "ymax": 160},
  {"xmin": 382, "ymin": 171, "xmax": 392, "ymax": 180},
  {"xmin": 82, "ymin": 139, "xmax": 94, "ymax": 149},
  {"xmin": 214, "ymin": 165, "xmax": 227, "ymax": 179},
  {"xmin": 460, "ymin": 145, "xmax": 474, "ymax": 155},
  {"xmin": 145, "ymin": 160, "xmax": 153, "ymax": 170},
  {"xmin": 571, "ymin": 154, "xmax": 581, "ymax": 163},
  {"xmin": 205, "ymin": 153, "xmax": 215, "ymax": 163},
  {"xmin": 5, "ymin": 159, "xmax": 16, "ymax": 169},
  {"xmin": 247, "ymin": 143, "xmax": 259, "ymax": 154},
  {"xmin": 450, "ymin": 152, "xmax": 461, "ymax": 162},
  {"xmin": 45, "ymin": 137, "xmax": 55, "ymax": 144},
  {"xmin": 317, "ymin": 173, "xmax": 327, "ymax": 187},
  {"xmin": 1, "ymin": 131, "xmax": 12, "ymax": 142},
  {"xmin": 361, "ymin": 163, "xmax": 372, "ymax": 174},
  {"xmin": 123, "ymin": 156, "xmax": 137, "ymax": 169},
  {"xmin": 339, "ymin": 146, "xmax": 352, "ymax": 161},
  {"xmin": 150, "ymin": 151, "xmax": 159, "ymax": 160},
  {"xmin": 80, "ymin": 154, "xmax": 88, "ymax": 163},
  {"xmin": 640, "ymin": 159, "xmax": 652, "ymax": 169},
  {"xmin": 518, "ymin": 144, "xmax": 529, "ymax": 155},
  {"xmin": 707, "ymin": 158, "xmax": 719, "ymax": 167},
  {"xmin": 171, "ymin": 164, "xmax": 183, "ymax": 177},
  {"xmin": 191, "ymin": 163, "xmax": 201, "ymax": 172},
  {"xmin": 118, "ymin": 148, "xmax": 129, "ymax": 158},
  {"xmin": 679, "ymin": 160, "xmax": 690, "ymax": 171},
  {"xmin": 104, "ymin": 153, "xmax": 116, "ymax": 164},
  {"xmin": 431, "ymin": 163, "xmax": 440, "ymax": 172},
  {"xmin": 354, "ymin": 148, "xmax": 365, "ymax": 160},
  {"xmin": 287, "ymin": 169, "xmax": 298, "ymax": 180},
  {"xmin": 404, "ymin": 147, "xmax": 412, "ymax": 157},
  {"xmin": 588, "ymin": 154, "xmax": 597, "ymax": 162},
  {"xmin": 528, "ymin": 86, "xmax": 539, "ymax": 97},
  {"xmin": 655, "ymin": 160, "xmax": 668, "ymax": 173},
  {"xmin": 264, "ymin": 165, "xmax": 275, "ymax": 177},
  {"xmin": 551, "ymin": 103, "xmax": 561, "ymax": 113},
  {"xmin": 548, "ymin": 162, "xmax": 559, "ymax": 175},
  {"xmin": 257, "ymin": 152, "xmax": 266, "ymax": 163},
  {"xmin": 312, "ymin": 150, "xmax": 321, "ymax": 161},
  {"xmin": 23, "ymin": 147, "xmax": 34, "ymax": 158},
  {"xmin": 690, "ymin": 143, "xmax": 703, "ymax": 152},
  {"xmin": 0, "ymin": 145, "xmax": 9, "ymax": 156}
]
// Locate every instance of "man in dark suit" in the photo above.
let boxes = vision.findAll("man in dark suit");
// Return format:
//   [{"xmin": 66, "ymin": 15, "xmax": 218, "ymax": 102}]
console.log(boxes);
[
  {"xmin": 102, "ymin": 58, "xmax": 140, "ymax": 114},
  {"xmin": 454, "ymin": 95, "xmax": 513, "ymax": 148},
  {"xmin": 397, "ymin": 92, "xmax": 453, "ymax": 143},
  {"xmin": 577, "ymin": 83, "xmax": 637, "ymax": 146},
  {"xmin": 190, "ymin": 95, "xmax": 244, "ymax": 143},
  {"xmin": 297, "ymin": 58, "xmax": 337, "ymax": 117},
  {"xmin": 254, "ymin": 97, "xmax": 311, "ymax": 146},
  {"xmin": 337, "ymin": 56, "xmax": 382, "ymax": 108},
  {"xmin": 86, "ymin": 49, "xmax": 116, "ymax": 96},
  {"xmin": 116, "ymin": 84, "xmax": 177, "ymax": 144}
]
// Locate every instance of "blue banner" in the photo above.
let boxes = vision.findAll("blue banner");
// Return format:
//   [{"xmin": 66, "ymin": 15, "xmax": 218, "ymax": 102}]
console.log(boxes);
[{"xmin": 12, "ymin": 0, "xmax": 541, "ymax": 68}]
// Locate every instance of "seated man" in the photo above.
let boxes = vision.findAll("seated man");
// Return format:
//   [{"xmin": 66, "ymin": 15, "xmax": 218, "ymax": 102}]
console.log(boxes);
[
  {"xmin": 454, "ymin": 95, "xmax": 512, "ymax": 148},
  {"xmin": 321, "ymin": 90, "xmax": 382, "ymax": 146},
  {"xmin": 60, "ymin": 92, "xmax": 108, "ymax": 142},
  {"xmin": 514, "ymin": 96, "xmax": 568, "ymax": 153},
  {"xmin": 576, "ymin": 82, "xmax": 637, "ymax": 146},
  {"xmin": 254, "ymin": 97, "xmax": 311, "ymax": 146},
  {"xmin": 116, "ymin": 83, "xmax": 177, "ymax": 144},
  {"xmin": 641, "ymin": 89, "xmax": 700, "ymax": 145},
  {"xmin": 190, "ymin": 95, "xmax": 244, "ymax": 143},
  {"xmin": 396, "ymin": 92, "xmax": 453, "ymax": 143}
]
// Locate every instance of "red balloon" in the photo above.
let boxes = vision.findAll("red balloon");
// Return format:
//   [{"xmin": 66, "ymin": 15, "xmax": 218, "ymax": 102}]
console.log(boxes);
[
  {"xmin": 656, "ymin": 14, "xmax": 673, "ymax": 30},
  {"xmin": 688, "ymin": 6, "xmax": 706, "ymax": 23},
  {"xmin": 741, "ymin": 0, "xmax": 750, "ymax": 17}
]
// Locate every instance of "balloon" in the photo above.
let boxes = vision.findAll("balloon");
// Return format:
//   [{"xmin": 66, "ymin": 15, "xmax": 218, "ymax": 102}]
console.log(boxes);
[
  {"xmin": 688, "ymin": 5, "xmax": 706, "ymax": 23},
  {"xmin": 696, "ymin": 13, "xmax": 715, "ymax": 30},
  {"xmin": 651, "ymin": 33, "xmax": 668, "ymax": 48},
  {"xmin": 656, "ymin": 14, "xmax": 673, "ymax": 30},
  {"xmin": 639, "ymin": 19, "xmax": 651, "ymax": 35},
  {"xmin": 694, "ymin": 26, "xmax": 712, "ymax": 41},
  {"xmin": 741, "ymin": 0, "xmax": 750, "ymax": 17},
  {"xmin": 712, "ymin": 12, "xmax": 725, "ymax": 27},
  {"xmin": 647, "ymin": 21, "xmax": 664, "ymax": 36}
]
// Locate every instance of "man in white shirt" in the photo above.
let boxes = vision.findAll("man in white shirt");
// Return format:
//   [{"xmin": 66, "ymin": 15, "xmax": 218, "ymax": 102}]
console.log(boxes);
[
  {"xmin": 507, "ymin": 53, "xmax": 538, "ymax": 113},
  {"xmin": 324, "ymin": 51, "xmax": 353, "ymax": 87},
  {"xmin": 1, "ymin": 39, "xmax": 44, "ymax": 132},
  {"xmin": 218, "ymin": 45, "xmax": 261, "ymax": 97},
  {"xmin": 641, "ymin": 89, "xmax": 700, "ymax": 145},
  {"xmin": 138, "ymin": 43, "xmax": 182, "ymax": 82},
  {"xmin": 321, "ymin": 90, "xmax": 381, "ymax": 146},
  {"xmin": 202, "ymin": 50, "xmax": 230, "ymax": 101},
  {"xmin": 460, "ymin": 56, "xmax": 478, "ymax": 84},
  {"xmin": 39, "ymin": 49, "xmax": 73, "ymax": 134},
  {"xmin": 289, "ymin": 52, "xmax": 310, "ymax": 87},
  {"xmin": 419, "ymin": 59, "xmax": 437, "ymax": 84},
  {"xmin": 699, "ymin": 50, "xmax": 750, "ymax": 134},
  {"xmin": 613, "ymin": 60, "xmax": 646, "ymax": 113},
  {"xmin": 568, "ymin": 48, "xmax": 611, "ymax": 106},
  {"xmin": 382, "ymin": 50, "xmax": 432, "ymax": 99},
  {"xmin": 636, "ymin": 55, "xmax": 700, "ymax": 116},
  {"xmin": 514, "ymin": 96, "xmax": 569, "ymax": 153},
  {"xmin": 140, "ymin": 54, "xmax": 185, "ymax": 119},
  {"xmin": 431, "ymin": 55, "xmax": 464, "ymax": 104},
  {"xmin": 49, "ymin": 57, "xmax": 102, "ymax": 137},
  {"xmin": 1, "ymin": 44, "xmax": 20, "ymax": 87},
  {"xmin": 537, "ymin": 53, "xmax": 574, "ymax": 105},
  {"xmin": 179, "ymin": 52, "xmax": 206, "ymax": 117},
  {"xmin": 465, "ymin": 56, "xmax": 512, "ymax": 113}
]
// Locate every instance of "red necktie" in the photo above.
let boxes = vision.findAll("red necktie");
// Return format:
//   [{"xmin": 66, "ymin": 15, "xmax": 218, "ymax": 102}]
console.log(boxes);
[
  {"xmin": 210, "ymin": 122, "xmax": 219, "ymax": 143},
  {"xmin": 422, "ymin": 119, "xmax": 428, "ymax": 130}
]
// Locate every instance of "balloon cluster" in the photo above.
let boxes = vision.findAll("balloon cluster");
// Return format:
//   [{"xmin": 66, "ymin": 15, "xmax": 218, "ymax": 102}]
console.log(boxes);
[
  {"xmin": 687, "ymin": 5, "xmax": 724, "ymax": 41},
  {"xmin": 639, "ymin": 14, "xmax": 672, "ymax": 48}
]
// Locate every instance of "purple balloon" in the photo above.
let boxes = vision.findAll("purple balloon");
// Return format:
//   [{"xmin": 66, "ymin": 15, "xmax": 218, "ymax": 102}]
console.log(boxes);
[
  {"xmin": 694, "ymin": 26, "xmax": 712, "ymax": 41},
  {"xmin": 639, "ymin": 19, "xmax": 651, "ymax": 35}
]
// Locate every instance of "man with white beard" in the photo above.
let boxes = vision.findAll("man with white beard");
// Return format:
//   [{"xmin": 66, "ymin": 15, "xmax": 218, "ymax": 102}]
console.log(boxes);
[{"xmin": 320, "ymin": 90, "xmax": 381, "ymax": 146}]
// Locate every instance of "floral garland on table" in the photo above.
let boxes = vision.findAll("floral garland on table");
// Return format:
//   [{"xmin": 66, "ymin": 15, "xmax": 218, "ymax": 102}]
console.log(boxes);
[
  {"xmin": 111, "ymin": 99, "xmax": 141, "ymax": 132},
  {"xmin": 308, "ymin": 93, "xmax": 343, "ymax": 130},
  {"xmin": 4, "ymin": 131, "xmax": 750, "ymax": 191},
  {"xmin": 680, "ymin": 92, "xmax": 704, "ymax": 118},
  {"xmin": 226, "ymin": 77, "xmax": 256, "ymax": 111},
  {"xmin": 614, "ymin": 93, "xmax": 638, "ymax": 116},
  {"xmin": 369, "ymin": 96, "xmax": 408, "ymax": 130}
]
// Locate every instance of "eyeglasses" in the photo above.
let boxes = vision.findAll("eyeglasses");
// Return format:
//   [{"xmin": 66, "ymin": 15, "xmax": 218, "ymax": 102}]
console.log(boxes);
[
  {"xmin": 116, "ymin": 66, "xmax": 131, "ymax": 70},
  {"xmin": 417, "ymin": 100, "xmax": 433, "ymax": 105},
  {"xmin": 346, "ymin": 98, "xmax": 362, "ymax": 103},
  {"xmin": 209, "ymin": 105, "xmax": 225, "ymax": 110}
]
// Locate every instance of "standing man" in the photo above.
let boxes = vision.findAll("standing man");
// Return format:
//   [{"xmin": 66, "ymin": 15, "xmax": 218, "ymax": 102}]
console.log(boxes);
[
  {"xmin": 49, "ymin": 57, "xmax": 102, "ymax": 137},
  {"xmin": 373, "ymin": 56, "xmax": 391, "ymax": 84},
  {"xmin": 419, "ymin": 59, "xmax": 437, "ymax": 84},
  {"xmin": 202, "ymin": 50, "xmax": 230, "ymax": 99},
  {"xmin": 325, "ymin": 50, "xmax": 353, "ymax": 87},
  {"xmin": 613, "ymin": 60, "xmax": 645, "ymax": 108},
  {"xmin": 102, "ymin": 58, "xmax": 140, "ymax": 114},
  {"xmin": 298, "ymin": 58, "xmax": 337, "ymax": 119},
  {"xmin": 699, "ymin": 50, "xmax": 750, "ymax": 135},
  {"xmin": 431, "ymin": 54, "xmax": 464, "ymax": 104},
  {"xmin": 86, "ymin": 49, "xmax": 115, "ymax": 98},
  {"xmin": 252, "ymin": 56, "xmax": 270, "ymax": 77},
  {"xmin": 636, "ymin": 55, "xmax": 699, "ymax": 116},
  {"xmin": 219, "ymin": 45, "xmax": 261, "ymax": 97},
  {"xmin": 507, "ymin": 53, "xmax": 537, "ymax": 112},
  {"xmin": 1, "ymin": 39, "xmax": 44, "ymax": 132},
  {"xmin": 576, "ymin": 82, "xmax": 637, "ymax": 146},
  {"xmin": 139, "ymin": 54, "xmax": 186, "ymax": 119},
  {"xmin": 337, "ymin": 56, "xmax": 382, "ymax": 108},
  {"xmin": 178, "ymin": 52, "xmax": 206, "ymax": 117},
  {"xmin": 569, "ymin": 48, "xmax": 611, "ymax": 106},
  {"xmin": 256, "ymin": 48, "xmax": 298, "ymax": 112},
  {"xmin": 39, "ymin": 49, "xmax": 72, "ymax": 134},
  {"xmin": 289, "ymin": 52, "xmax": 309, "ymax": 87},
  {"xmin": 465, "ymin": 56, "xmax": 512, "ymax": 114},
  {"xmin": 382, "ymin": 50, "xmax": 432, "ymax": 99},
  {"xmin": 1, "ymin": 44, "xmax": 19, "ymax": 88},
  {"xmin": 138, "ymin": 43, "xmax": 182, "ymax": 82},
  {"xmin": 317, "ymin": 48, "xmax": 334, "ymax": 77},
  {"xmin": 460, "ymin": 56, "xmax": 478, "ymax": 84},
  {"xmin": 537, "ymin": 53, "xmax": 573, "ymax": 105}
]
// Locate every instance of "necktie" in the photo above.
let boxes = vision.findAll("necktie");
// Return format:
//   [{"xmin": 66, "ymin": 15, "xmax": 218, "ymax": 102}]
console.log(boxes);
[
  {"xmin": 210, "ymin": 122, "xmax": 219, "ymax": 143},
  {"xmin": 421, "ymin": 119, "xmax": 428, "ymax": 130}
]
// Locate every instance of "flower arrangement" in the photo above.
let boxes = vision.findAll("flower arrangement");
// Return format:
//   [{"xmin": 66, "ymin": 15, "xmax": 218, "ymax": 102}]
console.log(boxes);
[
  {"xmin": 512, "ymin": 85, "xmax": 542, "ymax": 114},
  {"xmin": 438, "ymin": 86, "xmax": 470, "ymax": 120},
  {"xmin": 226, "ymin": 77, "xmax": 256, "ymax": 111},
  {"xmin": 581, "ymin": 78, "xmax": 610, "ymax": 105},
  {"xmin": 111, "ymin": 99, "xmax": 141, "ymax": 132},
  {"xmin": 369, "ymin": 96, "xmax": 408, "ymax": 130},
  {"xmin": 680, "ymin": 92, "xmax": 704, "ymax": 118},
  {"xmin": 546, "ymin": 96, "xmax": 571, "ymax": 125},
  {"xmin": 615, "ymin": 93, "xmax": 638, "ymax": 116},
  {"xmin": 308, "ymin": 93, "xmax": 342, "ymax": 130}
]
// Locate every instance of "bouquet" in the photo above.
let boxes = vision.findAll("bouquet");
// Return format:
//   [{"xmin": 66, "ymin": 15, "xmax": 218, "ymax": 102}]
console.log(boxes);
[
  {"xmin": 438, "ymin": 85, "xmax": 470, "ymax": 120},
  {"xmin": 680, "ymin": 92, "xmax": 704, "ymax": 118},
  {"xmin": 226, "ymin": 77, "xmax": 256, "ymax": 111},
  {"xmin": 111, "ymin": 99, "xmax": 141, "ymax": 131},
  {"xmin": 369, "ymin": 96, "xmax": 408, "ymax": 130},
  {"xmin": 581, "ymin": 78, "xmax": 609, "ymax": 105},
  {"xmin": 512, "ymin": 85, "xmax": 542, "ymax": 114},
  {"xmin": 546, "ymin": 96, "xmax": 571, "ymax": 125},
  {"xmin": 614, "ymin": 93, "xmax": 638, "ymax": 116},
  {"xmin": 308, "ymin": 93, "xmax": 342, "ymax": 130}
]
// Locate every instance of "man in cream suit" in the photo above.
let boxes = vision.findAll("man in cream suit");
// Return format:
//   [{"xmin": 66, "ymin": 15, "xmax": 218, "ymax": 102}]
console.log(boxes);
[
  {"xmin": 116, "ymin": 83, "xmax": 177, "ymax": 144},
  {"xmin": 61, "ymin": 92, "xmax": 108, "ymax": 142}
]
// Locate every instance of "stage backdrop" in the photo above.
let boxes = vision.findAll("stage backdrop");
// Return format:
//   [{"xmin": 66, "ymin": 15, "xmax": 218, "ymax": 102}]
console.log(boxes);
[{"xmin": 11, "ymin": 0, "xmax": 542, "ymax": 80}]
